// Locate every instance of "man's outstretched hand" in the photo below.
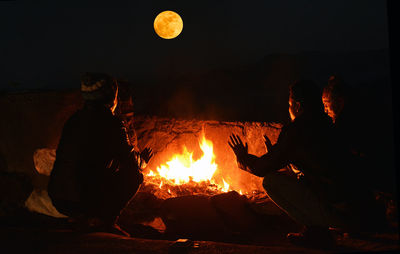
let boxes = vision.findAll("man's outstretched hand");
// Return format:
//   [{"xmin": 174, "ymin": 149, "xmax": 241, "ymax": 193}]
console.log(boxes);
[
  {"xmin": 140, "ymin": 147, "xmax": 153, "ymax": 164},
  {"xmin": 264, "ymin": 134, "xmax": 273, "ymax": 153},
  {"xmin": 228, "ymin": 134, "xmax": 248, "ymax": 163}
]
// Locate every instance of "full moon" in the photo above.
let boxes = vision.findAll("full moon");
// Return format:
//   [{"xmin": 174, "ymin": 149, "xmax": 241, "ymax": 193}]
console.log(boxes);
[{"xmin": 154, "ymin": 11, "xmax": 183, "ymax": 39}]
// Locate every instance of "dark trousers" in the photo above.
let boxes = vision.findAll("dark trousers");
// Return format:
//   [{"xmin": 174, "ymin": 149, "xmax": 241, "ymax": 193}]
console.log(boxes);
[
  {"xmin": 52, "ymin": 168, "xmax": 143, "ymax": 223},
  {"xmin": 262, "ymin": 170, "xmax": 386, "ymax": 232}
]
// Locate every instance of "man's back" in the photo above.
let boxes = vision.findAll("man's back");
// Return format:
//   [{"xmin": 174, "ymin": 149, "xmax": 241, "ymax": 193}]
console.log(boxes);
[
  {"xmin": 48, "ymin": 104, "xmax": 132, "ymax": 204},
  {"xmin": 273, "ymin": 110, "xmax": 363, "ymax": 203}
]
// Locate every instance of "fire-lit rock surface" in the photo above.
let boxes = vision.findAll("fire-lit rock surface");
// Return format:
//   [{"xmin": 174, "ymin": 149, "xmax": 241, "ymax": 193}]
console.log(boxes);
[{"xmin": 134, "ymin": 116, "xmax": 282, "ymax": 196}]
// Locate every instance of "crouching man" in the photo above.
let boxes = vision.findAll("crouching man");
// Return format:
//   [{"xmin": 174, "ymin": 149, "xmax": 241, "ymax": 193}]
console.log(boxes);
[
  {"xmin": 228, "ymin": 80, "xmax": 386, "ymax": 247},
  {"xmin": 48, "ymin": 72, "xmax": 153, "ymax": 236}
]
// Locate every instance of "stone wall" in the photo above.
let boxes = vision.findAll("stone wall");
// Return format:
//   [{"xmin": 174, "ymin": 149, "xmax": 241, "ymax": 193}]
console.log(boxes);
[
  {"xmin": 134, "ymin": 116, "xmax": 282, "ymax": 193},
  {"xmin": 0, "ymin": 91, "xmax": 282, "ymax": 194}
]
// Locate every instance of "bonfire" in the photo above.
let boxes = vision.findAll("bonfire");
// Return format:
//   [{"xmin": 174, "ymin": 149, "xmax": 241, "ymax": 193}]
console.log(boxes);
[{"xmin": 143, "ymin": 132, "xmax": 243, "ymax": 199}]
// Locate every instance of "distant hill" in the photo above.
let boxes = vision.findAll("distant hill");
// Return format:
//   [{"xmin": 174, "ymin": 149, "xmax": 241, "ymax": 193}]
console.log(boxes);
[
  {"xmin": 130, "ymin": 48, "xmax": 392, "ymax": 123},
  {"xmin": 1, "ymin": 49, "xmax": 392, "ymax": 123}
]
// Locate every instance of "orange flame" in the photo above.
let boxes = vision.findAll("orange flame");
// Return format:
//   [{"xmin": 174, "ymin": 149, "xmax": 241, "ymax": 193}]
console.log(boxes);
[
  {"xmin": 222, "ymin": 178, "xmax": 230, "ymax": 192},
  {"xmin": 145, "ymin": 132, "xmax": 232, "ymax": 195},
  {"xmin": 156, "ymin": 135, "xmax": 217, "ymax": 184}
]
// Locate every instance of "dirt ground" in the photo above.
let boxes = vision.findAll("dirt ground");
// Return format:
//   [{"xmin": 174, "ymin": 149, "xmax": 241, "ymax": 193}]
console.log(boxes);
[
  {"xmin": 0, "ymin": 207, "xmax": 398, "ymax": 254},
  {"xmin": 1, "ymin": 226, "xmax": 399, "ymax": 254}
]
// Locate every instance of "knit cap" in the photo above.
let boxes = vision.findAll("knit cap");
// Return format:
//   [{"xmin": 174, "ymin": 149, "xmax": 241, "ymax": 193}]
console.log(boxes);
[{"xmin": 80, "ymin": 72, "xmax": 116, "ymax": 101}]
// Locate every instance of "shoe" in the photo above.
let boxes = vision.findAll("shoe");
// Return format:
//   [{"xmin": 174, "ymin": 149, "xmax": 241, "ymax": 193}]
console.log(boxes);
[{"xmin": 287, "ymin": 226, "xmax": 336, "ymax": 249}]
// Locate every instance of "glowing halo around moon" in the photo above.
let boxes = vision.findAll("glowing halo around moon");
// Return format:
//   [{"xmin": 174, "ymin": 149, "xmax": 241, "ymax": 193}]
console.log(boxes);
[{"xmin": 154, "ymin": 11, "xmax": 183, "ymax": 39}]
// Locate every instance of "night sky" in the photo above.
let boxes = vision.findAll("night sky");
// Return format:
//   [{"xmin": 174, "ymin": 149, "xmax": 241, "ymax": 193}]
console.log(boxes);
[{"xmin": 0, "ymin": 0, "xmax": 390, "ymax": 91}]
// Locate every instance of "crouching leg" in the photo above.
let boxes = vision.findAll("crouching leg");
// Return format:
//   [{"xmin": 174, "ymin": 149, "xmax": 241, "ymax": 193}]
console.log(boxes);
[
  {"xmin": 262, "ymin": 170, "xmax": 341, "ymax": 229},
  {"xmin": 100, "ymin": 167, "xmax": 144, "ymax": 224},
  {"xmin": 262, "ymin": 170, "xmax": 344, "ymax": 247}
]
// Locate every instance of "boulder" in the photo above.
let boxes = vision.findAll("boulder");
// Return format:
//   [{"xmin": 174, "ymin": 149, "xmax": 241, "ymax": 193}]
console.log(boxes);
[
  {"xmin": 210, "ymin": 191, "xmax": 259, "ymax": 233},
  {"xmin": 160, "ymin": 195, "xmax": 229, "ymax": 239}
]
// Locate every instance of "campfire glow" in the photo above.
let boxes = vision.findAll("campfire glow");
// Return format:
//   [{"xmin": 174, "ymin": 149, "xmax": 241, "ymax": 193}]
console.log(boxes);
[
  {"xmin": 144, "ymin": 132, "xmax": 237, "ymax": 197},
  {"xmin": 156, "ymin": 135, "xmax": 217, "ymax": 184}
]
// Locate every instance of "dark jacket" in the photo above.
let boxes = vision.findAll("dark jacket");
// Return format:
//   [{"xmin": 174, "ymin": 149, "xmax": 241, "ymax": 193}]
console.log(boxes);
[
  {"xmin": 240, "ymin": 110, "xmax": 363, "ymax": 203},
  {"xmin": 48, "ymin": 103, "xmax": 141, "ymax": 203}
]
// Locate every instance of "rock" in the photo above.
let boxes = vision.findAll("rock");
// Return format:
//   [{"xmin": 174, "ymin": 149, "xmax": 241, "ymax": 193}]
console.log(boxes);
[
  {"xmin": 119, "ymin": 191, "xmax": 164, "ymax": 227},
  {"xmin": 32, "ymin": 148, "xmax": 56, "ymax": 190},
  {"xmin": 211, "ymin": 191, "xmax": 299, "ymax": 235},
  {"xmin": 24, "ymin": 189, "xmax": 67, "ymax": 218},
  {"xmin": 140, "ymin": 217, "xmax": 166, "ymax": 234},
  {"xmin": 160, "ymin": 195, "xmax": 229, "ymax": 238},
  {"xmin": 33, "ymin": 148, "xmax": 56, "ymax": 176},
  {"xmin": 210, "ymin": 191, "xmax": 259, "ymax": 232}
]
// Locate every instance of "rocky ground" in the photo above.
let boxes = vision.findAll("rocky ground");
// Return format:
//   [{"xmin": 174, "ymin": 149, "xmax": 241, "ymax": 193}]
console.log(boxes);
[{"xmin": 1, "ymin": 188, "xmax": 399, "ymax": 254}]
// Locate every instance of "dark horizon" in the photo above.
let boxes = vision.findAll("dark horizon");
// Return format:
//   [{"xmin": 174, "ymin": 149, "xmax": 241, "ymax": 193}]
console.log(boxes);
[
  {"xmin": 0, "ymin": 0, "xmax": 390, "ymax": 91},
  {"xmin": 0, "ymin": 47, "xmax": 392, "ymax": 91}
]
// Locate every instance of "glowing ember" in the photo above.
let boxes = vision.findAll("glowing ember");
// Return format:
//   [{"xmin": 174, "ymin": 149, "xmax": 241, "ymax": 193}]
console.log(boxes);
[{"xmin": 144, "ymin": 132, "xmax": 233, "ymax": 197}]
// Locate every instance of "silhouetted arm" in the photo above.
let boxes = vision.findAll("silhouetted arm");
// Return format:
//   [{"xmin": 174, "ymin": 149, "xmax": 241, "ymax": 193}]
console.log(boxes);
[
  {"xmin": 229, "ymin": 127, "xmax": 291, "ymax": 177},
  {"xmin": 108, "ymin": 118, "xmax": 139, "ymax": 172}
]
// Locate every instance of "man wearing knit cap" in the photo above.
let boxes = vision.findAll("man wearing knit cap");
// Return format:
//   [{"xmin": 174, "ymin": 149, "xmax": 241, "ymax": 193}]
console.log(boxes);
[{"xmin": 48, "ymin": 72, "xmax": 153, "ymax": 236}]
